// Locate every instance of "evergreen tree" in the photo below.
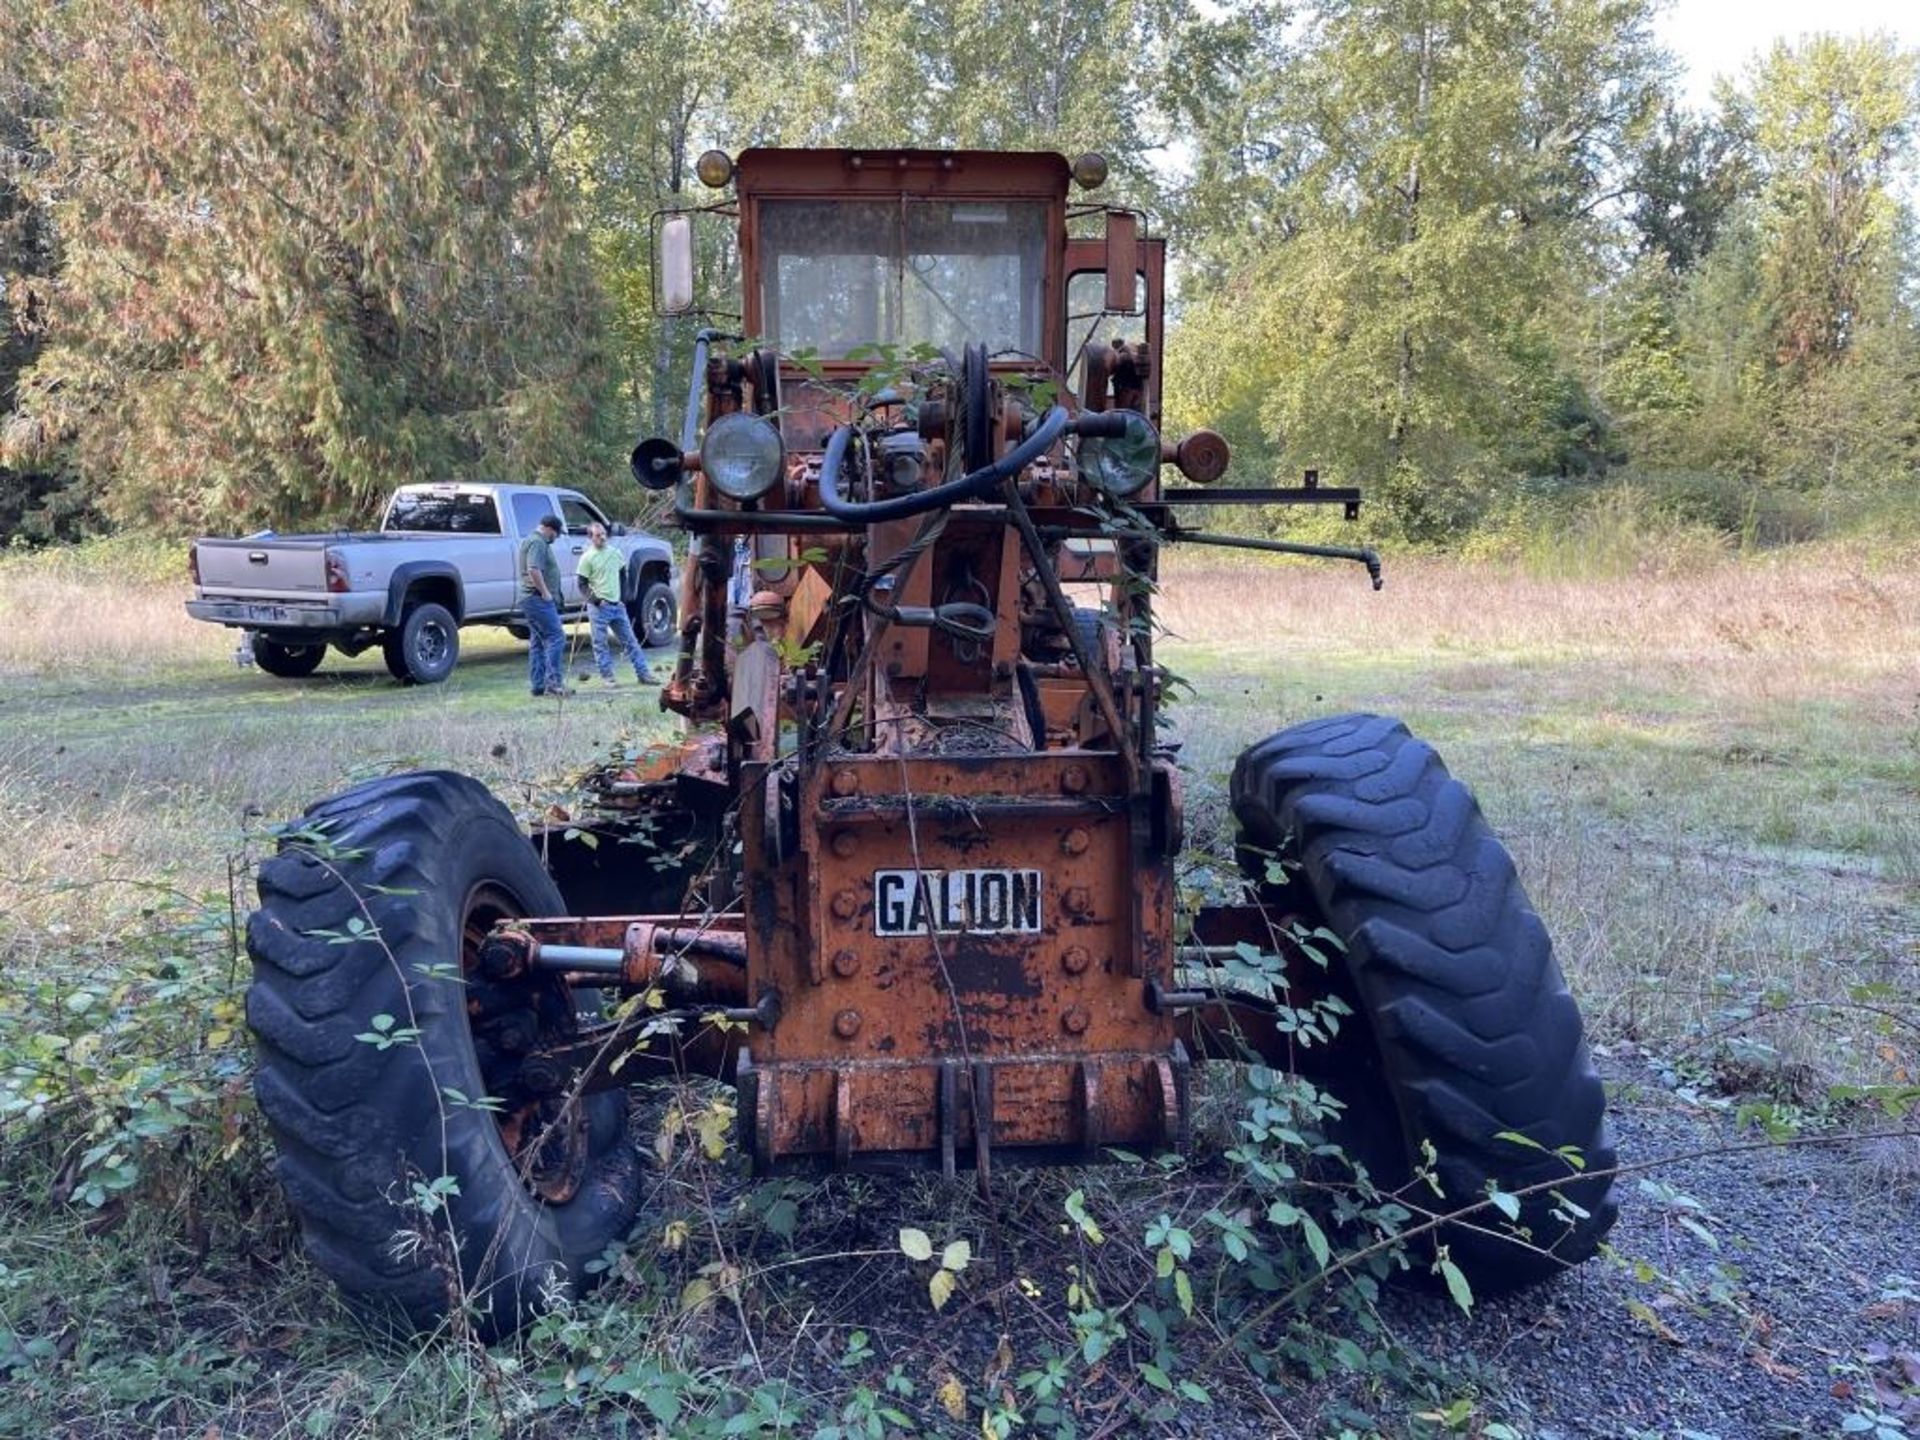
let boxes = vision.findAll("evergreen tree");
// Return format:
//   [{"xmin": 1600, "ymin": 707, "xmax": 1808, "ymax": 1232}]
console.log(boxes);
[{"xmin": 8, "ymin": 0, "xmax": 621, "ymax": 534}]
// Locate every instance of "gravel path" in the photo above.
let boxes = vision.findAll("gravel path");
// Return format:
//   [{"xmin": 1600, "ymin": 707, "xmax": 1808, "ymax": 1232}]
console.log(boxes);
[
  {"xmin": 726, "ymin": 1051, "xmax": 1918, "ymax": 1439},
  {"xmin": 1374, "ymin": 1050, "xmax": 1920, "ymax": 1439}
]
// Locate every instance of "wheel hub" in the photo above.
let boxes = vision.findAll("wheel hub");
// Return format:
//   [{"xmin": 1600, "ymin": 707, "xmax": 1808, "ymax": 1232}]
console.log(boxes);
[{"xmin": 460, "ymin": 883, "xmax": 592, "ymax": 1204}]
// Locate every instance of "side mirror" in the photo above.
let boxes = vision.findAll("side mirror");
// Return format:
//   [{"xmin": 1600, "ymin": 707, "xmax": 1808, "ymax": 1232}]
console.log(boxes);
[
  {"xmin": 610, "ymin": 522, "xmax": 628, "ymax": 536},
  {"xmin": 1104, "ymin": 212, "xmax": 1138, "ymax": 313},
  {"xmin": 660, "ymin": 215, "xmax": 695, "ymax": 314}
]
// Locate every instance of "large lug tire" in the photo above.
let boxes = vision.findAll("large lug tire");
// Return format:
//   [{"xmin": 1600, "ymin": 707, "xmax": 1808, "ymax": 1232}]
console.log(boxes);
[
  {"xmin": 245, "ymin": 771, "xmax": 643, "ymax": 1340},
  {"xmin": 382, "ymin": 603, "xmax": 459, "ymax": 684},
  {"xmin": 630, "ymin": 580, "xmax": 676, "ymax": 650},
  {"xmin": 1230, "ymin": 713, "xmax": 1618, "ymax": 1290},
  {"xmin": 254, "ymin": 635, "xmax": 326, "ymax": 678}
]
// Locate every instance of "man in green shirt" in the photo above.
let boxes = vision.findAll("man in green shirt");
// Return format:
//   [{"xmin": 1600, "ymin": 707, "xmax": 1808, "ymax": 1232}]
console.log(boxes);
[
  {"xmin": 519, "ymin": 514, "xmax": 571, "ymax": 697},
  {"xmin": 578, "ymin": 522, "xmax": 657, "ymax": 686}
]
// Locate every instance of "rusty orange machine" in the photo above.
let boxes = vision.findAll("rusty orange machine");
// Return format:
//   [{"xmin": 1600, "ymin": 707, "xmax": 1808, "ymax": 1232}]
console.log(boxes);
[{"xmin": 245, "ymin": 147, "xmax": 1617, "ymax": 1339}]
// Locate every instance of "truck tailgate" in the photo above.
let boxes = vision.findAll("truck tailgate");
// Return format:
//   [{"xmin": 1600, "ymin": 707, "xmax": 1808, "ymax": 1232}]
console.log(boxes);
[{"xmin": 195, "ymin": 537, "xmax": 343, "ymax": 596}]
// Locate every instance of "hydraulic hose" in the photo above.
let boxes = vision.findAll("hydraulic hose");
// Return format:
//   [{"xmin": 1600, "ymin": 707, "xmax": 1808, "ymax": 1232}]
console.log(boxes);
[{"xmin": 818, "ymin": 405, "xmax": 1079, "ymax": 523}]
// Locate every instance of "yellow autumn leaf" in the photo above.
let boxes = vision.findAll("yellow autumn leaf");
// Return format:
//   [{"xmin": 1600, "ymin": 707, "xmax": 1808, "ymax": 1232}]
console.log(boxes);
[
  {"xmin": 929, "ymin": 1268, "xmax": 957, "ymax": 1311},
  {"xmin": 693, "ymin": 1100, "xmax": 735, "ymax": 1160},
  {"xmin": 935, "ymin": 1372, "xmax": 966, "ymax": 1420}
]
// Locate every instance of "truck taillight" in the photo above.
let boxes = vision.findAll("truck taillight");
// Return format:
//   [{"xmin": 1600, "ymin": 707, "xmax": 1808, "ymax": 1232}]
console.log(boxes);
[
  {"xmin": 188, "ymin": 544, "xmax": 200, "ymax": 586},
  {"xmin": 324, "ymin": 549, "xmax": 349, "ymax": 593}
]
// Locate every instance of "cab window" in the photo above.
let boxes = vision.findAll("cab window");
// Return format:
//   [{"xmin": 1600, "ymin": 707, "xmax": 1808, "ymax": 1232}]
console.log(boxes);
[
  {"xmin": 1066, "ymin": 269, "xmax": 1149, "ymax": 398},
  {"xmin": 559, "ymin": 496, "xmax": 606, "ymax": 535},
  {"xmin": 509, "ymin": 492, "xmax": 553, "ymax": 536}
]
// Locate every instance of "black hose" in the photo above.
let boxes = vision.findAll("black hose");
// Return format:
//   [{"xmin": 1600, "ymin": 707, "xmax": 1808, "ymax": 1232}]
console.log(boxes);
[{"xmin": 817, "ymin": 406, "xmax": 1073, "ymax": 523}]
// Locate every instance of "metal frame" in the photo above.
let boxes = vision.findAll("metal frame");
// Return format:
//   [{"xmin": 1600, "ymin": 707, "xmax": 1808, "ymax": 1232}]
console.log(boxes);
[{"xmin": 517, "ymin": 147, "xmax": 1380, "ymax": 1177}]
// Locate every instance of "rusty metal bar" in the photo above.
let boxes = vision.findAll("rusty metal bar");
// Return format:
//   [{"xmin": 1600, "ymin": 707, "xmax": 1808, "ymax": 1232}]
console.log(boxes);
[{"xmin": 999, "ymin": 478, "xmax": 1141, "ymax": 792}]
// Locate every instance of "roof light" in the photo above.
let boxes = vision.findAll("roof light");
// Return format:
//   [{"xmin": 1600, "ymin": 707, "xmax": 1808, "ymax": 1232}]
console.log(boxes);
[
  {"xmin": 695, "ymin": 149, "xmax": 734, "ymax": 188},
  {"xmin": 1071, "ymin": 152, "xmax": 1109, "ymax": 190}
]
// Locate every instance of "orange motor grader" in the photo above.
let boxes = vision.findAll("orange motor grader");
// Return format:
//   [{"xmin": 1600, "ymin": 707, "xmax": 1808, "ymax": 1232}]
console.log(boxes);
[{"xmin": 245, "ymin": 147, "xmax": 1616, "ymax": 1339}]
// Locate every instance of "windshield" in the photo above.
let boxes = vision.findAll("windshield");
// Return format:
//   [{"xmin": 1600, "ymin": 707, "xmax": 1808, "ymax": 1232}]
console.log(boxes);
[
  {"xmin": 758, "ymin": 198, "xmax": 1049, "ymax": 359},
  {"xmin": 383, "ymin": 490, "xmax": 502, "ymax": 534}
]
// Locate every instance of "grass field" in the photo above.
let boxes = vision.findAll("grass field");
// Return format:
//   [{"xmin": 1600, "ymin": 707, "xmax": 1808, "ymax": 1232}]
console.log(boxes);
[{"xmin": 1, "ymin": 537, "xmax": 1916, "ymax": 1436}]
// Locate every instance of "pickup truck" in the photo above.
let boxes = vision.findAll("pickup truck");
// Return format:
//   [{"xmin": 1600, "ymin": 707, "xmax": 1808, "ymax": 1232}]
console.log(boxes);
[{"xmin": 186, "ymin": 483, "xmax": 677, "ymax": 684}]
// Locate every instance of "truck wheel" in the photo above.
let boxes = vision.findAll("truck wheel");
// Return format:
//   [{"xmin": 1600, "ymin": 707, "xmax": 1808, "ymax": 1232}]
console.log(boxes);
[
  {"xmin": 630, "ymin": 581, "xmax": 676, "ymax": 650},
  {"xmin": 245, "ymin": 771, "xmax": 642, "ymax": 1340},
  {"xmin": 382, "ymin": 603, "xmax": 459, "ymax": 684},
  {"xmin": 254, "ymin": 636, "xmax": 326, "ymax": 678},
  {"xmin": 1230, "ymin": 713, "xmax": 1617, "ymax": 1290}
]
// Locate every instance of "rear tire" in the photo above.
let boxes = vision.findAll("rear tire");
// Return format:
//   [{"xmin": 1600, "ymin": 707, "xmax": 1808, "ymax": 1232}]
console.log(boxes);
[
  {"xmin": 631, "ymin": 581, "xmax": 676, "ymax": 650},
  {"xmin": 382, "ymin": 603, "xmax": 459, "ymax": 685},
  {"xmin": 254, "ymin": 636, "xmax": 325, "ymax": 678},
  {"xmin": 1231, "ymin": 713, "xmax": 1617, "ymax": 1290},
  {"xmin": 245, "ymin": 770, "xmax": 642, "ymax": 1340}
]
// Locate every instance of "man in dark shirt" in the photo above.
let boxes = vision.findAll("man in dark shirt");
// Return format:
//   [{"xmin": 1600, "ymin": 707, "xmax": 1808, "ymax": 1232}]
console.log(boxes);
[{"xmin": 520, "ymin": 515, "xmax": 570, "ymax": 697}]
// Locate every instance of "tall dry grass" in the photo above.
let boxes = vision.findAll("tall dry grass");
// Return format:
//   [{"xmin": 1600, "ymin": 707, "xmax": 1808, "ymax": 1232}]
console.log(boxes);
[
  {"xmin": 1157, "ymin": 545, "xmax": 1919, "ymax": 701},
  {"xmin": 0, "ymin": 543, "xmax": 210, "ymax": 680},
  {"xmin": 1158, "ymin": 542, "xmax": 1920, "ymax": 1085}
]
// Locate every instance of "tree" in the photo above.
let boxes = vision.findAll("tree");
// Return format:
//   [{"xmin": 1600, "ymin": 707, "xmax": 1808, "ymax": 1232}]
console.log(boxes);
[
  {"xmin": 7, "ymin": 0, "xmax": 621, "ymax": 534},
  {"xmin": 1738, "ymin": 33, "xmax": 1918, "ymax": 375},
  {"xmin": 1659, "ymin": 35, "xmax": 1920, "ymax": 503},
  {"xmin": 1169, "ymin": 0, "xmax": 1667, "ymax": 537},
  {"xmin": 1625, "ymin": 103, "xmax": 1753, "ymax": 273},
  {"xmin": 0, "ymin": 10, "xmax": 84, "ymax": 542}
]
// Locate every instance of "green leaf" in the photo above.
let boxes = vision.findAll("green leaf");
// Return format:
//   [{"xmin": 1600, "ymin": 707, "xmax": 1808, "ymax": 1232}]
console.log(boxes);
[
  {"xmin": 1437, "ymin": 1256, "xmax": 1474, "ymax": 1315},
  {"xmin": 1678, "ymin": 1215, "xmax": 1719, "ymax": 1251},
  {"xmin": 1300, "ymin": 1216, "xmax": 1330, "ymax": 1270},
  {"xmin": 1064, "ymin": 1189, "xmax": 1105, "ymax": 1244},
  {"xmin": 1494, "ymin": 1129, "xmax": 1548, "ymax": 1153},
  {"xmin": 941, "ymin": 1239, "xmax": 971, "ymax": 1272},
  {"xmin": 898, "ymin": 1227, "xmax": 933, "ymax": 1262},
  {"xmin": 1488, "ymin": 1189, "xmax": 1521, "ymax": 1222}
]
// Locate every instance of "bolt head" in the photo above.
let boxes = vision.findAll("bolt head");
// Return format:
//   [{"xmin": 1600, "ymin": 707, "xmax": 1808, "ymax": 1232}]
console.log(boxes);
[
  {"xmin": 830, "ymin": 829, "xmax": 858, "ymax": 858},
  {"xmin": 1061, "ymin": 765, "xmax": 1089, "ymax": 795},
  {"xmin": 1061, "ymin": 945, "xmax": 1091, "ymax": 975},
  {"xmin": 831, "ymin": 888, "xmax": 861, "ymax": 920},
  {"xmin": 833, "ymin": 1008, "xmax": 862, "ymax": 1039},
  {"xmin": 831, "ymin": 948, "xmax": 861, "ymax": 979},
  {"xmin": 1062, "ymin": 1005, "xmax": 1090, "ymax": 1035},
  {"xmin": 1064, "ymin": 885, "xmax": 1092, "ymax": 917},
  {"xmin": 831, "ymin": 767, "xmax": 859, "ymax": 797},
  {"xmin": 1061, "ymin": 826, "xmax": 1090, "ymax": 856}
]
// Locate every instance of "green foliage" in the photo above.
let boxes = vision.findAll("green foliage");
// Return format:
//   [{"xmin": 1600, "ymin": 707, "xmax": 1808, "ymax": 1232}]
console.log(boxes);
[
  {"xmin": 1171, "ymin": 7, "xmax": 1920, "ymax": 547},
  {"xmin": 5, "ymin": 0, "xmax": 624, "ymax": 535},
  {"xmin": 0, "ymin": 889, "xmax": 253, "ymax": 1212},
  {"xmin": 1168, "ymin": 0, "xmax": 1669, "ymax": 539}
]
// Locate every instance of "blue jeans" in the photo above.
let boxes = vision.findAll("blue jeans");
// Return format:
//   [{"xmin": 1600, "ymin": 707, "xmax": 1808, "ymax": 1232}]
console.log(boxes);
[
  {"xmin": 588, "ymin": 598, "xmax": 653, "ymax": 680},
  {"xmin": 522, "ymin": 595, "xmax": 564, "ymax": 694}
]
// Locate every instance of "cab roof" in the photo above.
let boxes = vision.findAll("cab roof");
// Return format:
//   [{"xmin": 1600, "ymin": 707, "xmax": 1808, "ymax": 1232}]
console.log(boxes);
[{"xmin": 733, "ymin": 148, "xmax": 1072, "ymax": 199}]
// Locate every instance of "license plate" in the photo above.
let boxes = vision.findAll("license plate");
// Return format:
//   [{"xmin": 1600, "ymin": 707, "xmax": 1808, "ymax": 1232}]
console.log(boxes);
[
  {"xmin": 873, "ymin": 868, "xmax": 1043, "ymax": 937},
  {"xmin": 242, "ymin": 603, "xmax": 291, "ymax": 623}
]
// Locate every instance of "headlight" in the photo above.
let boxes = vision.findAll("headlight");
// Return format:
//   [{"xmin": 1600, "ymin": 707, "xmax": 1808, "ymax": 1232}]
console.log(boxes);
[
  {"xmin": 701, "ymin": 413, "xmax": 784, "ymax": 502},
  {"xmin": 1077, "ymin": 410, "xmax": 1160, "ymax": 497}
]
